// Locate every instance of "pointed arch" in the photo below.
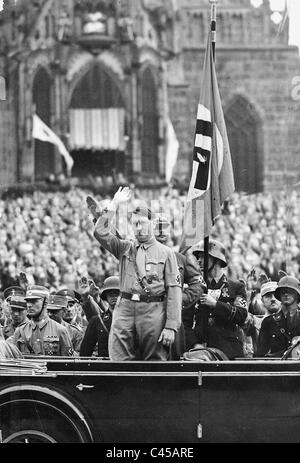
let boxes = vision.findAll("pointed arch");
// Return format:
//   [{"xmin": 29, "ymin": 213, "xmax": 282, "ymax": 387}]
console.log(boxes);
[
  {"xmin": 225, "ymin": 95, "xmax": 263, "ymax": 193},
  {"xmin": 32, "ymin": 66, "xmax": 54, "ymax": 180},
  {"xmin": 68, "ymin": 63, "xmax": 126, "ymax": 177},
  {"xmin": 141, "ymin": 66, "xmax": 159, "ymax": 175}
]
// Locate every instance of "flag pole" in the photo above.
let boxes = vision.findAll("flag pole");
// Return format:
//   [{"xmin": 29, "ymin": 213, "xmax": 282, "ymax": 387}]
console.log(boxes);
[
  {"xmin": 202, "ymin": 0, "xmax": 218, "ymax": 346},
  {"xmin": 203, "ymin": 0, "xmax": 218, "ymax": 286}
]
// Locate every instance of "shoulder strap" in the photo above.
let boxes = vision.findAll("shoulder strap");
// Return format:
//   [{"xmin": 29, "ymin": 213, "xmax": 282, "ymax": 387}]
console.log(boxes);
[
  {"xmin": 133, "ymin": 251, "xmax": 152, "ymax": 296},
  {"xmin": 97, "ymin": 314, "xmax": 109, "ymax": 334}
]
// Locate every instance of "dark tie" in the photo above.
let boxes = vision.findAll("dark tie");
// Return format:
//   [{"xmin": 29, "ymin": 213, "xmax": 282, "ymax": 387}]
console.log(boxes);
[
  {"xmin": 210, "ymin": 279, "xmax": 217, "ymax": 289},
  {"xmin": 136, "ymin": 245, "xmax": 146, "ymax": 279}
]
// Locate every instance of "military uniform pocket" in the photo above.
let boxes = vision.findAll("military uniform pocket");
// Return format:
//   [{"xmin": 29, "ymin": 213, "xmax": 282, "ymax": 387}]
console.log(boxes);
[
  {"xmin": 145, "ymin": 258, "xmax": 165, "ymax": 283},
  {"xmin": 43, "ymin": 336, "xmax": 60, "ymax": 355}
]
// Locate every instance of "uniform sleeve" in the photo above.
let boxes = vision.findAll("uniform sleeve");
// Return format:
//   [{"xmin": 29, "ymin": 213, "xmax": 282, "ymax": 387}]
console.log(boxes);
[
  {"xmin": 80, "ymin": 317, "xmax": 98, "ymax": 357},
  {"xmin": 94, "ymin": 209, "xmax": 130, "ymax": 259},
  {"xmin": 214, "ymin": 281, "xmax": 248, "ymax": 326},
  {"xmin": 164, "ymin": 249, "xmax": 182, "ymax": 332},
  {"xmin": 81, "ymin": 295, "xmax": 101, "ymax": 321},
  {"xmin": 6, "ymin": 327, "xmax": 21, "ymax": 346},
  {"xmin": 72, "ymin": 328, "xmax": 84, "ymax": 353},
  {"xmin": 182, "ymin": 253, "xmax": 206, "ymax": 309},
  {"xmin": 59, "ymin": 325, "xmax": 74, "ymax": 356}
]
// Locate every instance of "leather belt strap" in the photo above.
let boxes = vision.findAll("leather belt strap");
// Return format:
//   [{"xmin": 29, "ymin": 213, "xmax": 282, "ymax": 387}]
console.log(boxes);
[{"xmin": 120, "ymin": 292, "xmax": 165, "ymax": 303}]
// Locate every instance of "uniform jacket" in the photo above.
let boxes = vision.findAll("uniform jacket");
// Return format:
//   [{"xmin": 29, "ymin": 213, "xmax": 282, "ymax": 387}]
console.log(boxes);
[
  {"xmin": 80, "ymin": 310, "xmax": 112, "ymax": 357},
  {"xmin": 3, "ymin": 319, "xmax": 28, "ymax": 339},
  {"xmin": 8, "ymin": 316, "xmax": 73, "ymax": 356},
  {"xmin": 175, "ymin": 252, "xmax": 206, "ymax": 310},
  {"xmin": 94, "ymin": 210, "xmax": 182, "ymax": 331},
  {"xmin": 256, "ymin": 309, "xmax": 300, "ymax": 357},
  {"xmin": 62, "ymin": 320, "xmax": 83, "ymax": 353},
  {"xmin": 183, "ymin": 274, "xmax": 248, "ymax": 359}
]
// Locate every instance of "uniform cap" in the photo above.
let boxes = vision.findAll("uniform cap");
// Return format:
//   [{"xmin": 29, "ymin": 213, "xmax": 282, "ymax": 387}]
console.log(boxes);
[
  {"xmin": 25, "ymin": 285, "xmax": 50, "ymax": 300},
  {"xmin": 47, "ymin": 294, "xmax": 68, "ymax": 310},
  {"xmin": 101, "ymin": 276, "xmax": 120, "ymax": 301},
  {"xmin": 9, "ymin": 295, "xmax": 27, "ymax": 311},
  {"xmin": 190, "ymin": 239, "xmax": 227, "ymax": 267},
  {"xmin": 275, "ymin": 276, "xmax": 300, "ymax": 301},
  {"xmin": 261, "ymin": 281, "xmax": 278, "ymax": 297},
  {"xmin": 56, "ymin": 288, "xmax": 81, "ymax": 303},
  {"xmin": 3, "ymin": 286, "xmax": 26, "ymax": 301}
]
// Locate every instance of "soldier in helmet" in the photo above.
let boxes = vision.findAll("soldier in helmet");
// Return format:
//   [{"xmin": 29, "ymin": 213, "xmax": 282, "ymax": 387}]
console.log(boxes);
[
  {"xmin": 185, "ymin": 239, "xmax": 248, "ymax": 359},
  {"xmin": 80, "ymin": 276, "xmax": 120, "ymax": 358},
  {"xmin": 153, "ymin": 214, "xmax": 206, "ymax": 358},
  {"xmin": 47, "ymin": 294, "xmax": 83, "ymax": 355},
  {"xmin": 7, "ymin": 285, "xmax": 73, "ymax": 356},
  {"xmin": 256, "ymin": 276, "xmax": 300, "ymax": 357}
]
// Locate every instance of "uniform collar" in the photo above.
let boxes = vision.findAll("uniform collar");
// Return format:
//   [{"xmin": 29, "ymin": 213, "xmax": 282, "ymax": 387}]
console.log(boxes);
[
  {"xmin": 135, "ymin": 237, "xmax": 156, "ymax": 250},
  {"xmin": 209, "ymin": 273, "xmax": 226, "ymax": 287},
  {"xmin": 30, "ymin": 315, "xmax": 49, "ymax": 330}
]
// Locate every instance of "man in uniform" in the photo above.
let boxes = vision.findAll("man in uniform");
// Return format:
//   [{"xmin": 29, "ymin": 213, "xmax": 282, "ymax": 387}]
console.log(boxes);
[
  {"xmin": 2, "ymin": 286, "xmax": 26, "ymax": 338},
  {"xmin": 47, "ymin": 294, "xmax": 83, "ymax": 354},
  {"xmin": 7, "ymin": 285, "xmax": 73, "ymax": 356},
  {"xmin": 244, "ymin": 281, "xmax": 280, "ymax": 355},
  {"xmin": 56, "ymin": 288, "xmax": 88, "ymax": 329},
  {"xmin": 80, "ymin": 276, "xmax": 120, "ymax": 358},
  {"xmin": 3, "ymin": 295, "xmax": 29, "ymax": 339},
  {"xmin": 185, "ymin": 239, "xmax": 248, "ymax": 359},
  {"xmin": 256, "ymin": 276, "xmax": 300, "ymax": 357},
  {"xmin": 153, "ymin": 214, "xmax": 206, "ymax": 358},
  {"xmin": 93, "ymin": 186, "xmax": 182, "ymax": 361}
]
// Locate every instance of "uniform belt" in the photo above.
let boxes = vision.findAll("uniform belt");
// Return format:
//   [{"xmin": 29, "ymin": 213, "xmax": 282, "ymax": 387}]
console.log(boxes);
[{"xmin": 120, "ymin": 292, "xmax": 165, "ymax": 303}]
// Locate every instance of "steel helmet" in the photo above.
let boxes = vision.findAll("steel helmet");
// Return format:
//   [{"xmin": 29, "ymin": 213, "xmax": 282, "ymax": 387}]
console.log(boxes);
[
  {"xmin": 101, "ymin": 276, "xmax": 120, "ymax": 301},
  {"xmin": 275, "ymin": 276, "xmax": 300, "ymax": 301},
  {"xmin": 190, "ymin": 239, "xmax": 227, "ymax": 267}
]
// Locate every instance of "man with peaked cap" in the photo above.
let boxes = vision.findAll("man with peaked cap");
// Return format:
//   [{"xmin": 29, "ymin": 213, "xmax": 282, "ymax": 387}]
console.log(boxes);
[
  {"xmin": 184, "ymin": 239, "xmax": 248, "ymax": 359},
  {"xmin": 93, "ymin": 187, "xmax": 182, "ymax": 361},
  {"xmin": 7, "ymin": 285, "xmax": 73, "ymax": 356},
  {"xmin": 153, "ymin": 214, "xmax": 206, "ymax": 359},
  {"xmin": 48, "ymin": 294, "xmax": 83, "ymax": 354},
  {"xmin": 3, "ymin": 286, "xmax": 26, "ymax": 301},
  {"xmin": 80, "ymin": 276, "xmax": 120, "ymax": 358},
  {"xmin": 56, "ymin": 288, "xmax": 87, "ymax": 329},
  {"xmin": 256, "ymin": 276, "xmax": 300, "ymax": 357},
  {"xmin": 3, "ymin": 295, "xmax": 29, "ymax": 339}
]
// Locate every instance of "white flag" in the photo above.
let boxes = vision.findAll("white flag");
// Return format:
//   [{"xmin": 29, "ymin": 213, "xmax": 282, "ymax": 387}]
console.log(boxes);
[
  {"xmin": 32, "ymin": 114, "xmax": 74, "ymax": 174},
  {"xmin": 165, "ymin": 116, "xmax": 179, "ymax": 182}
]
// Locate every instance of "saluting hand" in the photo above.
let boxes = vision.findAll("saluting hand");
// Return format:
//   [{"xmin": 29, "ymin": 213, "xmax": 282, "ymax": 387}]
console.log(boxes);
[
  {"xmin": 113, "ymin": 186, "xmax": 131, "ymax": 206},
  {"xmin": 158, "ymin": 328, "xmax": 175, "ymax": 347}
]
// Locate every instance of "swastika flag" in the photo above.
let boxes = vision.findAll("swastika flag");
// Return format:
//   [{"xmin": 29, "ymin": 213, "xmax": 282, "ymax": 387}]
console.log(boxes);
[{"xmin": 180, "ymin": 32, "xmax": 235, "ymax": 249}]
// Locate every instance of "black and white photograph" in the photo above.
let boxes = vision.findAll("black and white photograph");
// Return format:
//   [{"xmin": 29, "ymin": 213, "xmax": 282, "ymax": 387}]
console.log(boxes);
[{"xmin": 0, "ymin": 0, "xmax": 300, "ymax": 448}]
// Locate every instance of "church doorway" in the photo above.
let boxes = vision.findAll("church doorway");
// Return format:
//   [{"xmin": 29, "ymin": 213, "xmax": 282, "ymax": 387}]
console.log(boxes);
[
  {"xmin": 69, "ymin": 64, "xmax": 126, "ymax": 180},
  {"xmin": 225, "ymin": 95, "xmax": 263, "ymax": 194}
]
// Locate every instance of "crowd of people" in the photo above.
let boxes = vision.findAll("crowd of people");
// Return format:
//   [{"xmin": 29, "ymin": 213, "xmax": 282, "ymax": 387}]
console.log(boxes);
[
  {"xmin": 0, "ymin": 186, "xmax": 299, "ymax": 293},
  {"xmin": 0, "ymin": 183, "xmax": 299, "ymax": 361}
]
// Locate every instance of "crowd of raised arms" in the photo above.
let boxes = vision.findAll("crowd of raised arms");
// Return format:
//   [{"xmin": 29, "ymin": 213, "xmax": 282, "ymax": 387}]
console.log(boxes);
[{"xmin": 0, "ymin": 186, "xmax": 299, "ymax": 361}]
